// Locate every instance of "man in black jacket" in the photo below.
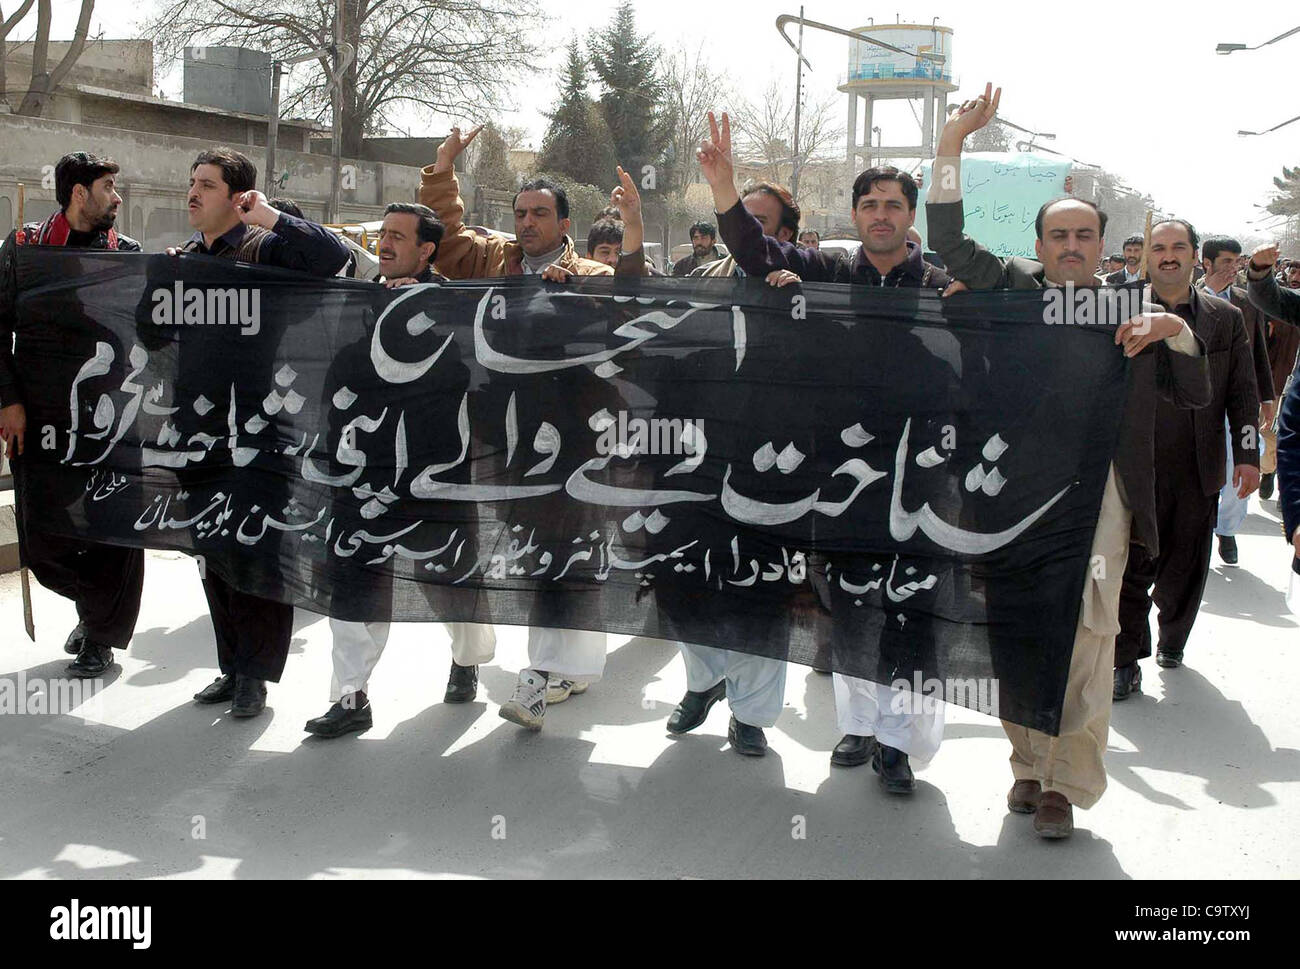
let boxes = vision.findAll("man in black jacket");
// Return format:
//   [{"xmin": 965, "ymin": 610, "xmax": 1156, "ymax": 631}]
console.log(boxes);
[
  {"xmin": 1248, "ymin": 243, "xmax": 1300, "ymax": 567},
  {"xmin": 175, "ymin": 147, "xmax": 350, "ymax": 718},
  {"xmin": 925, "ymin": 85, "xmax": 1210, "ymax": 837},
  {"xmin": 0, "ymin": 152, "xmax": 145, "ymax": 678},
  {"xmin": 700, "ymin": 112, "xmax": 953, "ymax": 789},
  {"xmin": 1113, "ymin": 221, "xmax": 1259, "ymax": 694}
]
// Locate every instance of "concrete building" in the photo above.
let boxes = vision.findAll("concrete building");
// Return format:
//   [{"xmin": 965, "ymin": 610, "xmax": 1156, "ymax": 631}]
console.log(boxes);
[{"xmin": 1, "ymin": 39, "xmax": 436, "ymax": 249}]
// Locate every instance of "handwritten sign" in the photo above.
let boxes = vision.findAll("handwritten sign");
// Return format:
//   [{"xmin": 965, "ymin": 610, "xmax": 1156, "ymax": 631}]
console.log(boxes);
[{"xmin": 916, "ymin": 152, "xmax": 1071, "ymax": 259}]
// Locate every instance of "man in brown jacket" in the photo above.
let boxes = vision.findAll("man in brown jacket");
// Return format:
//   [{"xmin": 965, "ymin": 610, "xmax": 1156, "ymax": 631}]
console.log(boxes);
[
  {"xmin": 418, "ymin": 126, "xmax": 646, "ymax": 731},
  {"xmin": 927, "ymin": 84, "xmax": 1210, "ymax": 838}
]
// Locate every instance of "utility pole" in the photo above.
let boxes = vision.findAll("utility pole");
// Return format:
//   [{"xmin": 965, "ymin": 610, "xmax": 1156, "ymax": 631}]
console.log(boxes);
[
  {"xmin": 790, "ymin": 5, "xmax": 805, "ymax": 197},
  {"xmin": 330, "ymin": 1, "xmax": 344, "ymax": 224},
  {"xmin": 266, "ymin": 60, "xmax": 283, "ymax": 192}
]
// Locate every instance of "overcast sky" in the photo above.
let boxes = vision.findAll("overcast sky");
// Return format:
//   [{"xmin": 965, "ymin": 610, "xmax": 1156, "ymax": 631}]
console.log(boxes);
[{"xmin": 27, "ymin": 0, "xmax": 1300, "ymax": 239}]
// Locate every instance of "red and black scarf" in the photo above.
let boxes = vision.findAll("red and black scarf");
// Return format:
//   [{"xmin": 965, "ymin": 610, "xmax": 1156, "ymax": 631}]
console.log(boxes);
[{"xmin": 15, "ymin": 210, "xmax": 120, "ymax": 250}]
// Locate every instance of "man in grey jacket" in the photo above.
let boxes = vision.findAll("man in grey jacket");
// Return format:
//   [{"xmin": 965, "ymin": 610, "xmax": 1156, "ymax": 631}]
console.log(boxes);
[{"xmin": 925, "ymin": 84, "xmax": 1210, "ymax": 838}]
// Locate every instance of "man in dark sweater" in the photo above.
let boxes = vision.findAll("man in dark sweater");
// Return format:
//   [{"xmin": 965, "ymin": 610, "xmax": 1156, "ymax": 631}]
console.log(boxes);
[
  {"xmin": 0, "ymin": 152, "xmax": 145, "ymax": 678},
  {"xmin": 699, "ymin": 111, "xmax": 953, "ymax": 792},
  {"xmin": 176, "ymin": 147, "xmax": 349, "ymax": 718}
]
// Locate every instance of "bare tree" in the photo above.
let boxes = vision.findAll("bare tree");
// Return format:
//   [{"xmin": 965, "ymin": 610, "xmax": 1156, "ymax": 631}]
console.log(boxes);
[
  {"xmin": 6, "ymin": 0, "xmax": 95, "ymax": 117},
  {"xmin": 660, "ymin": 42, "xmax": 729, "ymax": 197},
  {"xmin": 139, "ymin": 1, "xmax": 538, "ymax": 157},
  {"xmin": 0, "ymin": 1, "xmax": 37, "ymax": 111},
  {"xmin": 731, "ymin": 77, "xmax": 839, "ymax": 187}
]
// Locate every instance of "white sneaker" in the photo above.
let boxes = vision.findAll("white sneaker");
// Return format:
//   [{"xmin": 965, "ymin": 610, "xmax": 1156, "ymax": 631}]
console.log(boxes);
[
  {"xmin": 546, "ymin": 675, "xmax": 591, "ymax": 705},
  {"xmin": 500, "ymin": 669, "xmax": 547, "ymax": 730}
]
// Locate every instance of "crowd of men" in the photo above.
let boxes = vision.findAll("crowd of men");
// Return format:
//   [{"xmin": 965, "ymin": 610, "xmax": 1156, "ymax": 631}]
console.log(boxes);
[{"xmin": 2, "ymin": 81, "xmax": 1299, "ymax": 842}]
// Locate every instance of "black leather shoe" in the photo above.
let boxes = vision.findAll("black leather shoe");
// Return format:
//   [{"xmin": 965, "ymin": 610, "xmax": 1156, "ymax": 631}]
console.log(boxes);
[
  {"xmin": 66, "ymin": 640, "xmax": 114, "ymax": 678},
  {"xmin": 1260, "ymin": 472, "xmax": 1275, "ymax": 500},
  {"xmin": 1217, "ymin": 534, "xmax": 1239, "ymax": 567},
  {"xmin": 444, "ymin": 662, "xmax": 478, "ymax": 703},
  {"xmin": 230, "ymin": 674, "xmax": 267, "ymax": 718},
  {"xmin": 727, "ymin": 715, "xmax": 768, "ymax": 757},
  {"xmin": 666, "ymin": 680, "xmax": 727, "ymax": 734},
  {"xmin": 1113, "ymin": 661, "xmax": 1141, "ymax": 701},
  {"xmin": 194, "ymin": 673, "xmax": 236, "ymax": 704},
  {"xmin": 304, "ymin": 692, "xmax": 372, "ymax": 738},
  {"xmin": 871, "ymin": 742, "xmax": 915, "ymax": 794},
  {"xmin": 831, "ymin": 733, "xmax": 875, "ymax": 767},
  {"xmin": 1156, "ymin": 649, "xmax": 1183, "ymax": 669},
  {"xmin": 64, "ymin": 622, "xmax": 88, "ymax": 655}
]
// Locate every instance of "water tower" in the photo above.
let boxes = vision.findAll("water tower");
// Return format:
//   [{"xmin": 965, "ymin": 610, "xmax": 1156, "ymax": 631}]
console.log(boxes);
[{"xmin": 840, "ymin": 22, "xmax": 956, "ymax": 170}]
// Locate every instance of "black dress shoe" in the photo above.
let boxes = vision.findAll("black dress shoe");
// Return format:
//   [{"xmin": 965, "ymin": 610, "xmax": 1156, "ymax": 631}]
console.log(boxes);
[
  {"xmin": 831, "ymin": 733, "xmax": 875, "ymax": 767},
  {"xmin": 444, "ymin": 662, "xmax": 478, "ymax": 703},
  {"xmin": 194, "ymin": 673, "xmax": 236, "ymax": 704},
  {"xmin": 230, "ymin": 674, "xmax": 267, "ymax": 718},
  {"xmin": 1217, "ymin": 534, "xmax": 1239, "ymax": 567},
  {"xmin": 727, "ymin": 715, "xmax": 768, "ymax": 757},
  {"xmin": 666, "ymin": 679, "xmax": 727, "ymax": 734},
  {"xmin": 66, "ymin": 640, "xmax": 114, "ymax": 678},
  {"xmin": 1113, "ymin": 661, "xmax": 1142, "ymax": 701},
  {"xmin": 304, "ymin": 692, "xmax": 372, "ymax": 738},
  {"xmin": 1260, "ymin": 472, "xmax": 1275, "ymax": 501},
  {"xmin": 1156, "ymin": 649, "xmax": 1183, "ymax": 669},
  {"xmin": 871, "ymin": 742, "xmax": 915, "ymax": 794},
  {"xmin": 64, "ymin": 622, "xmax": 88, "ymax": 655}
]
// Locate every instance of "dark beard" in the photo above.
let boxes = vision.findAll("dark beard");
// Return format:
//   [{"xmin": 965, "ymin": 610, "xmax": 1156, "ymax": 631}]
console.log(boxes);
[{"xmin": 89, "ymin": 209, "xmax": 117, "ymax": 232}]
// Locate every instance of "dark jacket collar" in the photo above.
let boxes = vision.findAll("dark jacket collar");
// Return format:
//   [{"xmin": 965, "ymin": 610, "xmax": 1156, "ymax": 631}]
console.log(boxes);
[{"xmin": 850, "ymin": 239, "xmax": 930, "ymax": 284}]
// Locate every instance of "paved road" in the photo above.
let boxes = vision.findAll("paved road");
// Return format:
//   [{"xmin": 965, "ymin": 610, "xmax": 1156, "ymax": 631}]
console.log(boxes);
[{"xmin": 1, "ymin": 499, "xmax": 1296, "ymax": 879}]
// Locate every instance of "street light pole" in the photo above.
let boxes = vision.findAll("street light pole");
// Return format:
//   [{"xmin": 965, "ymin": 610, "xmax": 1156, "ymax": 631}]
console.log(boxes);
[
  {"xmin": 1238, "ymin": 114, "xmax": 1300, "ymax": 136},
  {"xmin": 791, "ymin": 5, "xmax": 805, "ymax": 196}
]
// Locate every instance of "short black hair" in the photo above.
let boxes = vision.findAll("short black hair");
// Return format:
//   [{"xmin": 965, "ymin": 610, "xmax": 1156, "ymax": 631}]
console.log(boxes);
[
  {"xmin": 1151, "ymin": 218, "xmax": 1199, "ymax": 251},
  {"xmin": 1107, "ymin": 252, "xmax": 1123, "ymax": 263},
  {"xmin": 799, "ymin": 229, "xmax": 820, "ymax": 241},
  {"xmin": 586, "ymin": 218, "xmax": 624, "ymax": 255},
  {"xmin": 384, "ymin": 202, "xmax": 445, "ymax": 249},
  {"xmin": 268, "ymin": 197, "xmax": 303, "ymax": 218},
  {"xmin": 1034, "ymin": 197, "xmax": 1109, "ymax": 240},
  {"xmin": 740, "ymin": 180, "xmax": 801, "ymax": 236},
  {"xmin": 1201, "ymin": 235, "xmax": 1241, "ymax": 263},
  {"xmin": 191, "ymin": 147, "xmax": 257, "ymax": 195},
  {"xmin": 1123, "ymin": 234, "xmax": 1145, "ymax": 249},
  {"xmin": 55, "ymin": 152, "xmax": 120, "ymax": 209},
  {"xmin": 513, "ymin": 178, "xmax": 569, "ymax": 220},
  {"xmin": 852, "ymin": 166, "xmax": 919, "ymax": 210},
  {"xmin": 689, "ymin": 221, "xmax": 716, "ymax": 240}
]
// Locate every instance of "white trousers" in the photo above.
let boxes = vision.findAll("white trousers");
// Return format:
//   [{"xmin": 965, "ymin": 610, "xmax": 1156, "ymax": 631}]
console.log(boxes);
[
  {"xmin": 328, "ymin": 620, "xmax": 497, "ymax": 699},
  {"xmin": 679, "ymin": 643, "xmax": 787, "ymax": 728},
  {"xmin": 526, "ymin": 627, "xmax": 608, "ymax": 681},
  {"xmin": 832, "ymin": 673, "xmax": 945, "ymax": 766}
]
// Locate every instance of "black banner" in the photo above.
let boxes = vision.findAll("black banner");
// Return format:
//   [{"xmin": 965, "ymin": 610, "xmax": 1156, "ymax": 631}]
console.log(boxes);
[{"xmin": 11, "ymin": 250, "xmax": 1129, "ymax": 732}]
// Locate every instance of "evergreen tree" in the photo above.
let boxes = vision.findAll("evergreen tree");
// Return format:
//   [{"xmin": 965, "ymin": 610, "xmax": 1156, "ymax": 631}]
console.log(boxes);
[
  {"xmin": 536, "ymin": 39, "xmax": 619, "ymax": 189},
  {"xmin": 588, "ymin": 1, "xmax": 670, "ymax": 196}
]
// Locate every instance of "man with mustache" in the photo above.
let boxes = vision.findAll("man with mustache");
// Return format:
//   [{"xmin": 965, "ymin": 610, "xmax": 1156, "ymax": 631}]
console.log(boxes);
[
  {"xmin": 419, "ymin": 126, "xmax": 646, "ymax": 731},
  {"xmin": 0, "ymin": 152, "xmax": 144, "ymax": 678},
  {"xmin": 1114, "ymin": 219, "xmax": 1259, "ymax": 696},
  {"xmin": 177, "ymin": 147, "xmax": 350, "ymax": 718},
  {"xmin": 673, "ymin": 222, "xmax": 721, "ymax": 276},
  {"xmin": 305, "ymin": 201, "xmax": 498, "ymax": 738},
  {"xmin": 1256, "ymin": 258, "xmax": 1300, "ymax": 501},
  {"xmin": 1105, "ymin": 234, "xmax": 1146, "ymax": 285},
  {"xmin": 926, "ymin": 84, "xmax": 1210, "ymax": 837},
  {"xmin": 699, "ymin": 110, "xmax": 953, "ymax": 779}
]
